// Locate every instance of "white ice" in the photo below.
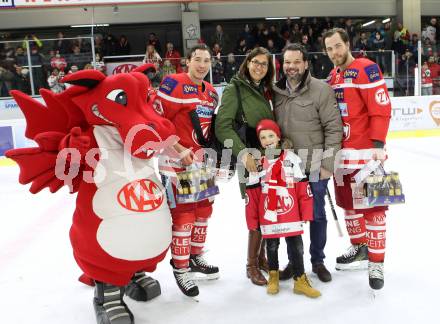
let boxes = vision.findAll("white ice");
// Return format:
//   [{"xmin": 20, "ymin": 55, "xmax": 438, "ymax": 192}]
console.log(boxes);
[{"xmin": 1, "ymin": 136, "xmax": 439, "ymax": 324}]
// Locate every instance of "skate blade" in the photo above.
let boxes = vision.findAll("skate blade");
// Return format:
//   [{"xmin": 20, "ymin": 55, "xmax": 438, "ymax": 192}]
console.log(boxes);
[
  {"xmin": 335, "ymin": 260, "xmax": 368, "ymax": 271},
  {"xmin": 189, "ymin": 272, "xmax": 220, "ymax": 281}
]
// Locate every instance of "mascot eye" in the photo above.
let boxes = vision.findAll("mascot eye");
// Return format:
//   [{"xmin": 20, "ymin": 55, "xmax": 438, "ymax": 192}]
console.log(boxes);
[{"xmin": 106, "ymin": 89, "xmax": 127, "ymax": 106}]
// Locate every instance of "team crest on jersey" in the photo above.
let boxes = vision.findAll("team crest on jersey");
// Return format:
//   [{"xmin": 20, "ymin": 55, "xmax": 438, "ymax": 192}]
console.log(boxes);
[
  {"xmin": 264, "ymin": 194, "xmax": 294, "ymax": 215},
  {"xmin": 159, "ymin": 77, "xmax": 178, "ymax": 95},
  {"xmin": 343, "ymin": 68, "xmax": 359, "ymax": 79},
  {"xmin": 334, "ymin": 88, "xmax": 344, "ymax": 103},
  {"xmin": 374, "ymin": 88, "xmax": 390, "ymax": 106},
  {"xmin": 364, "ymin": 64, "xmax": 381, "ymax": 83},
  {"xmin": 196, "ymin": 105, "xmax": 214, "ymax": 118},
  {"xmin": 152, "ymin": 98, "xmax": 164, "ymax": 115},
  {"xmin": 183, "ymin": 84, "xmax": 198, "ymax": 94}
]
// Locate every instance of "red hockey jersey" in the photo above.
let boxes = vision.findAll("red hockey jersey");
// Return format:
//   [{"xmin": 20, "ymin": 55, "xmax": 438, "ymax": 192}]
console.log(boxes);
[
  {"xmin": 327, "ymin": 58, "xmax": 391, "ymax": 151},
  {"xmin": 156, "ymin": 73, "xmax": 218, "ymax": 153},
  {"xmin": 259, "ymin": 152, "xmax": 314, "ymax": 239}
]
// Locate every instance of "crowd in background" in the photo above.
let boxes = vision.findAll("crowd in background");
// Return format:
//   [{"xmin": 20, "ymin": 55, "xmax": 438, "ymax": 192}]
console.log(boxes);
[{"xmin": 1, "ymin": 16, "xmax": 440, "ymax": 97}]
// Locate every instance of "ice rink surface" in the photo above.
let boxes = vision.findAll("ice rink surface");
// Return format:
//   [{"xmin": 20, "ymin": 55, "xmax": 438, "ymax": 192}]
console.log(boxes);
[{"xmin": 1, "ymin": 136, "xmax": 439, "ymax": 324}]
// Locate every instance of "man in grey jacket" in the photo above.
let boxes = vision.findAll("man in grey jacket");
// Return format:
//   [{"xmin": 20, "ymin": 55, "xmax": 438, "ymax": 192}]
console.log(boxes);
[{"xmin": 273, "ymin": 44, "xmax": 343, "ymax": 282}]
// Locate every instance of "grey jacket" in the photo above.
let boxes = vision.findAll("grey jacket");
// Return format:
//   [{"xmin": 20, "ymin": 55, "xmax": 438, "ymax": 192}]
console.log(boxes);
[{"xmin": 273, "ymin": 72, "xmax": 343, "ymax": 176}]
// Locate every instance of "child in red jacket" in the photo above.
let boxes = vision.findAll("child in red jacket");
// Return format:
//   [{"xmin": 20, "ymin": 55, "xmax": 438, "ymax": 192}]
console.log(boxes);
[{"xmin": 256, "ymin": 119, "xmax": 321, "ymax": 298}]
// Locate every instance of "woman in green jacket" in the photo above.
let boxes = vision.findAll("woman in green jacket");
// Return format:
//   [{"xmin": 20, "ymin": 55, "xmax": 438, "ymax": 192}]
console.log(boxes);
[{"xmin": 215, "ymin": 47, "xmax": 275, "ymax": 286}]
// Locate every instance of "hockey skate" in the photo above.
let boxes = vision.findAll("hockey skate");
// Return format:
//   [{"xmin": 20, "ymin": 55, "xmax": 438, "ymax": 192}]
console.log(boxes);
[
  {"xmin": 368, "ymin": 261, "xmax": 384, "ymax": 290},
  {"xmin": 125, "ymin": 272, "xmax": 161, "ymax": 302},
  {"xmin": 189, "ymin": 254, "xmax": 220, "ymax": 280},
  {"xmin": 171, "ymin": 260, "xmax": 200, "ymax": 298},
  {"xmin": 93, "ymin": 282, "xmax": 134, "ymax": 324},
  {"xmin": 335, "ymin": 243, "xmax": 368, "ymax": 270}
]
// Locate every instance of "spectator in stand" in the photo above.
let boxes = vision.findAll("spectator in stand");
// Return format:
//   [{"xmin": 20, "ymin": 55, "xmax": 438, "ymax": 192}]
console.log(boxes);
[
  {"xmin": 421, "ymin": 61, "xmax": 433, "ymax": 96},
  {"xmin": 393, "ymin": 22, "xmax": 411, "ymax": 55},
  {"xmin": 164, "ymin": 42, "xmax": 181, "ymax": 68},
  {"xmin": 211, "ymin": 24, "xmax": 231, "ymax": 54},
  {"xmin": 69, "ymin": 45, "xmax": 87, "ymax": 70},
  {"xmin": 143, "ymin": 44, "xmax": 162, "ymax": 65},
  {"xmin": 235, "ymin": 38, "xmax": 249, "ymax": 61},
  {"xmin": 14, "ymin": 65, "xmax": 31, "ymax": 94},
  {"xmin": 54, "ymin": 32, "xmax": 71, "ymax": 55},
  {"xmin": 103, "ymin": 34, "xmax": 117, "ymax": 56},
  {"xmin": 177, "ymin": 57, "xmax": 188, "ymax": 73},
  {"xmin": 0, "ymin": 62, "xmax": 16, "ymax": 97},
  {"xmin": 147, "ymin": 33, "xmax": 162, "ymax": 55},
  {"xmin": 281, "ymin": 18, "xmax": 293, "ymax": 38},
  {"xmin": 83, "ymin": 63, "xmax": 93, "ymax": 70},
  {"xmin": 301, "ymin": 35, "xmax": 312, "ymax": 52},
  {"xmin": 428, "ymin": 55, "xmax": 440, "ymax": 94},
  {"xmin": 224, "ymin": 53, "xmax": 238, "ymax": 82},
  {"xmin": 409, "ymin": 33, "xmax": 420, "ymax": 57},
  {"xmin": 422, "ymin": 38, "xmax": 436, "ymax": 61},
  {"xmin": 344, "ymin": 19, "xmax": 356, "ymax": 46},
  {"xmin": 269, "ymin": 25, "xmax": 284, "ymax": 51},
  {"xmin": 73, "ymin": 37, "xmax": 92, "ymax": 54},
  {"xmin": 291, "ymin": 24, "xmax": 302, "ymax": 43},
  {"xmin": 211, "ymin": 56, "xmax": 225, "ymax": 84},
  {"xmin": 50, "ymin": 51, "xmax": 67, "ymax": 72},
  {"xmin": 371, "ymin": 31, "xmax": 387, "ymax": 74},
  {"xmin": 266, "ymin": 39, "xmax": 278, "ymax": 54},
  {"xmin": 162, "ymin": 59, "xmax": 176, "ymax": 76},
  {"xmin": 257, "ymin": 26, "xmax": 270, "ymax": 48},
  {"xmin": 22, "ymin": 34, "xmax": 43, "ymax": 51},
  {"xmin": 29, "ymin": 46, "xmax": 46, "ymax": 92},
  {"xmin": 15, "ymin": 47, "xmax": 27, "ymax": 66},
  {"xmin": 94, "ymin": 34, "xmax": 104, "ymax": 57},
  {"xmin": 47, "ymin": 68, "xmax": 65, "ymax": 94},
  {"xmin": 212, "ymin": 43, "xmax": 222, "ymax": 58},
  {"xmin": 148, "ymin": 62, "xmax": 163, "ymax": 88},
  {"xmin": 115, "ymin": 35, "xmax": 131, "ymax": 56},
  {"xmin": 423, "ymin": 18, "xmax": 437, "ymax": 45},
  {"xmin": 240, "ymin": 24, "xmax": 256, "ymax": 49},
  {"xmin": 92, "ymin": 53, "xmax": 106, "ymax": 74},
  {"xmin": 355, "ymin": 32, "xmax": 371, "ymax": 52}
]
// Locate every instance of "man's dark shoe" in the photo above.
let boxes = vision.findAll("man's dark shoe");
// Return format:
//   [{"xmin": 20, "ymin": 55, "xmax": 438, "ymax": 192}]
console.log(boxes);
[
  {"xmin": 279, "ymin": 262, "xmax": 294, "ymax": 281},
  {"xmin": 312, "ymin": 263, "xmax": 332, "ymax": 282}
]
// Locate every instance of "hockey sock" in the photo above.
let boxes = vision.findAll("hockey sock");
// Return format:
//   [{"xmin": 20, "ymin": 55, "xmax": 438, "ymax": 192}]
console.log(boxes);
[
  {"xmin": 344, "ymin": 210, "xmax": 367, "ymax": 245},
  {"xmin": 171, "ymin": 223, "xmax": 192, "ymax": 268},
  {"xmin": 364, "ymin": 211, "xmax": 386, "ymax": 262},
  {"xmin": 190, "ymin": 217, "xmax": 208, "ymax": 255}
]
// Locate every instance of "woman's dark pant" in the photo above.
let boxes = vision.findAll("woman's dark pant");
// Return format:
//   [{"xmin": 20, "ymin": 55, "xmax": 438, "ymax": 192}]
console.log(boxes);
[{"xmin": 266, "ymin": 235, "xmax": 304, "ymax": 279}]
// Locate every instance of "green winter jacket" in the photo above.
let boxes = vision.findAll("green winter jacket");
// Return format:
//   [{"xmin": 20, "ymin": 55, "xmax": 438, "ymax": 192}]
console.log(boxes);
[
  {"xmin": 215, "ymin": 74, "xmax": 274, "ymax": 198},
  {"xmin": 215, "ymin": 74, "xmax": 274, "ymax": 157}
]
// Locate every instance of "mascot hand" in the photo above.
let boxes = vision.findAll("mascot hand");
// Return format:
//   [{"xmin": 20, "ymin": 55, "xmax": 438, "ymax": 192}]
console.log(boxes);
[{"xmin": 60, "ymin": 127, "xmax": 91, "ymax": 157}]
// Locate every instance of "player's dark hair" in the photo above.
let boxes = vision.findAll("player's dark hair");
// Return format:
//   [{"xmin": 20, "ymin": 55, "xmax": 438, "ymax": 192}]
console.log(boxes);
[
  {"xmin": 322, "ymin": 27, "xmax": 350, "ymax": 50},
  {"xmin": 186, "ymin": 44, "xmax": 212, "ymax": 60},
  {"xmin": 282, "ymin": 43, "xmax": 308, "ymax": 62}
]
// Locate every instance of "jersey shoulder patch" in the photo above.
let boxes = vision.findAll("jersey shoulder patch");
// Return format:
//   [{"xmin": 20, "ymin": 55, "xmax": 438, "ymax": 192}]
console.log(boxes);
[
  {"xmin": 159, "ymin": 77, "xmax": 179, "ymax": 95},
  {"xmin": 363, "ymin": 64, "xmax": 381, "ymax": 83}
]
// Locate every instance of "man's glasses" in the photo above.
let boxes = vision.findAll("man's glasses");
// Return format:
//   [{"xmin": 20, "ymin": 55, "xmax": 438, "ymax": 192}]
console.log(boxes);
[{"xmin": 250, "ymin": 60, "xmax": 269, "ymax": 68}]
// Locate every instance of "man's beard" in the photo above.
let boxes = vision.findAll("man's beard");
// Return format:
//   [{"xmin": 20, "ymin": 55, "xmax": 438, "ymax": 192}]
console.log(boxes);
[
  {"xmin": 287, "ymin": 70, "xmax": 305, "ymax": 83},
  {"xmin": 335, "ymin": 51, "xmax": 349, "ymax": 67}
]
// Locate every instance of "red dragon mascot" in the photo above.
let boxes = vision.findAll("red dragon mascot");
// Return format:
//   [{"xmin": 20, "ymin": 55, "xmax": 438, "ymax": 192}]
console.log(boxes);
[{"xmin": 6, "ymin": 65, "xmax": 177, "ymax": 324}]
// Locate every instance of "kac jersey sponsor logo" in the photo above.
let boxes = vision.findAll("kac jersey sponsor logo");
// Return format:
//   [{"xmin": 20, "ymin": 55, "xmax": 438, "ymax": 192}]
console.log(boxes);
[
  {"xmin": 117, "ymin": 179, "xmax": 163, "ymax": 212},
  {"xmin": 208, "ymin": 90, "xmax": 219, "ymax": 106},
  {"xmin": 364, "ymin": 64, "xmax": 381, "ymax": 83},
  {"xmin": 159, "ymin": 77, "xmax": 178, "ymax": 95},
  {"xmin": 195, "ymin": 105, "xmax": 214, "ymax": 118},
  {"xmin": 343, "ymin": 122, "xmax": 351, "ymax": 140},
  {"xmin": 343, "ymin": 68, "xmax": 359, "ymax": 79},
  {"xmin": 182, "ymin": 84, "xmax": 198, "ymax": 94}
]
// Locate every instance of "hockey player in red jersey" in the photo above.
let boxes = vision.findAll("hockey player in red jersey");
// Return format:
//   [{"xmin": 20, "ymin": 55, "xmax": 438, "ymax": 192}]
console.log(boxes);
[
  {"xmin": 254, "ymin": 119, "xmax": 321, "ymax": 298},
  {"xmin": 324, "ymin": 28, "xmax": 391, "ymax": 290},
  {"xmin": 156, "ymin": 44, "xmax": 220, "ymax": 297}
]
